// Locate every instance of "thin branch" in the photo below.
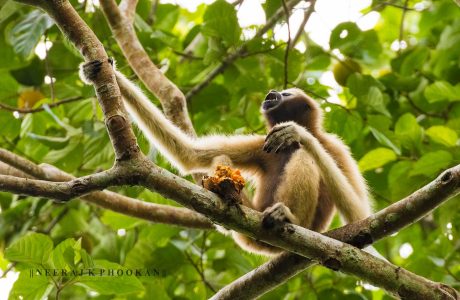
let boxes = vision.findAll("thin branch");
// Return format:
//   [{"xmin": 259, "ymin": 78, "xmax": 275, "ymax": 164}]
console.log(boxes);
[
  {"xmin": 0, "ymin": 168, "xmax": 121, "ymax": 202},
  {"xmin": 0, "ymin": 161, "xmax": 33, "ymax": 178},
  {"xmin": 184, "ymin": 251, "xmax": 217, "ymax": 293},
  {"xmin": 290, "ymin": 0, "xmax": 316, "ymax": 48},
  {"xmin": 0, "ymin": 149, "xmax": 49, "ymax": 179},
  {"xmin": 119, "ymin": 0, "xmax": 137, "ymax": 23},
  {"xmin": 17, "ymin": 0, "xmax": 140, "ymax": 161},
  {"xmin": 99, "ymin": 0, "xmax": 195, "ymax": 136},
  {"xmin": 44, "ymin": 33, "xmax": 55, "ymax": 102},
  {"xmin": 0, "ymin": 149, "xmax": 212, "ymax": 229},
  {"xmin": 281, "ymin": 0, "xmax": 291, "ymax": 89},
  {"xmin": 380, "ymin": 1, "xmax": 416, "ymax": 10},
  {"xmin": 212, "ymin": 165, "xmax": 460, "ymax": 300},
  {"xmin": 0, "ymin": 96, "xmax": 83, "ymax": 114},
  {"xmin": 185, "ymin": 0, "xmax": 302, "ymax": 100},
  {"xmin": 147, "ymin": 0, "xmax": 158, "ymax": 25},
  {"xmin": 398, "ymin": 0, "xmax": 409, "ymax": 54}
]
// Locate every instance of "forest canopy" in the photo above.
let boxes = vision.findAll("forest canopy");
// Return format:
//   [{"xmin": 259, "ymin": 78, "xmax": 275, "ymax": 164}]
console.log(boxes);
[{"xmin": 0, "ymin": 0, "xmax": 459, "ymax": 299}]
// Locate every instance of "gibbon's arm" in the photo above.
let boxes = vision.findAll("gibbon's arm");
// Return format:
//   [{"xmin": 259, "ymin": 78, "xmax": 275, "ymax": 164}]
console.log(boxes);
[
  {"xmin": 114, "ymin": 71, "xmax": 265, "ymax": 174},
  {"xmin": 264, "ymin": 121, "xmax": 371, "ymax": 222}
]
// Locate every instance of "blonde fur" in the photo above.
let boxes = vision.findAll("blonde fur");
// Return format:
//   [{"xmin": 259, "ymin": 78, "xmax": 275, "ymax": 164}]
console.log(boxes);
[{"xmin": 89, "ymin": 68, "xmax": 372, "ymax": 255}]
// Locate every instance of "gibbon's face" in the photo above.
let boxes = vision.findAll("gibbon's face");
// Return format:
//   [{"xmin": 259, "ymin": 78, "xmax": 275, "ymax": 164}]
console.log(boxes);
[{"xmin": 261, "ymin": 88, "xmax": 320, "ymax": 129}]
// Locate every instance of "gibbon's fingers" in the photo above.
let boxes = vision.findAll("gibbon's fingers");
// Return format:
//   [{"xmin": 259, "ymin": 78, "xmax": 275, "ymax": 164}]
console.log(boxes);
[
  {"xmin": 274, "ymin": 138, "xmax": 298, "ymax": 153},
  {"xmin": 264, "ymin": 123, "xmax": 291, "ymax": 141},
  {"xmin": 262, "ymin": 132, "xmax": 289, "ymax": 153},
  {"xmin": 263, "ymin": 130, "xmax": 291, "ymax": 152},
  {"xmin": 264, "ymin": 127, "xmax": 299, "ymax": 153}
]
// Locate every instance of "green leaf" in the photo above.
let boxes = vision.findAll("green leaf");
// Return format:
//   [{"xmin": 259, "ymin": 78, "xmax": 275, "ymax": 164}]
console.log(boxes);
[
  {"xmin": 399, "ymin": 47, "xmax": 430, "ymax": 76},
  {"xmin": 9, "ymin": 271, "xmax": 53, "ymax": 300},
  {"xmin": 101, "ymin": 210, "xmax": 143, "ymax": 230},
  {"xmin": 202, "ymin": 0, "xmax": 241, "ymax": 46},
  {"xmin": 329, "ymin": 22, "xmax": 381, "ymax": 59},
  {"xmin": 424, "ymin": 81, "xmax": 460, "ymax": 103},
  {"xmin": 347, "ymin": 73, "xmax": 385, "ymax": 97},
  {"xmin": 369, "ymin": 127, "xmax": 401, "ymax": 155},
  {"xmin": 410, "ymin": 151, "xmax": 453, "ymax": 177},
  {"xmin": 78, "ymin": 260, "xmax": 144, "ymax": 295},
  {"xmin": 358, "ymin": 148, "xmax": 397, "ymax": 172},
  {"xmin": 5, "ymin": 233, "xmax": 53, "ymax": 265},
  {"xmin": 43, "ymin": 138, "xmax": 84, "ymax": 172},
  {"xmin": 363, "ymin": 86, "xmax": 391, "ymax": 117},
  {"xmin": 426, "ymin": 125, "xmax": 458, "ymax": 147},
  {"xmin": 395, "ymin": 113, "xmax": 423, "ymax": 151},
  {"xmin": 0, "ymin": 70, "xmax": 19, "ymax": 101},
  {"xmin": 52, "ymin": 238, "xmax": 81, "ymax": 269},
  {"xmin": 388, "ymin": 161, "xmax": 418, "ymax": 199},
  {"xmin": 10, "ymin": 10, "xmax": 54, "ymax": 58},
  {"xmin": 324, "ymin": 109, "xmax": 363, "ymax": 144}
]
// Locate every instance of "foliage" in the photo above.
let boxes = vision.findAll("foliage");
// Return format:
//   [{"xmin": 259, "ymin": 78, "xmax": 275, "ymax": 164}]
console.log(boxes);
[{"xmin": 0, "ymin": 0, "xmax": 459, "ymax": 299}]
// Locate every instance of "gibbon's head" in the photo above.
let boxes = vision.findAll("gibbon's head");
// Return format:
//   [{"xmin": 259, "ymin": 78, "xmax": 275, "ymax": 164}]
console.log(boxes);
[{"xmin": 261, "ymin": 88, "xmax": 322, "ymax": 132}]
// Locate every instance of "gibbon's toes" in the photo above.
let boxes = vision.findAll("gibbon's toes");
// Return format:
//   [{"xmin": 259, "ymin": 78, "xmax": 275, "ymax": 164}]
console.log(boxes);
[
  {"xmin": 81, "ymin": 60, "xmax": 103, "ymax": 82},
  {"xmin": 262, "ymin": 203, "xmax": 293, "ymax": 229}
]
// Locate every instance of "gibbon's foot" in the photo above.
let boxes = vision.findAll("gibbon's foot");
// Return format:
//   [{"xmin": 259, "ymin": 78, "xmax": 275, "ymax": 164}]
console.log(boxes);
[
  {"xmin": 262, "ymin": 203, "xmax": 295, "ymax": 229},
  {"xmin": 263, "ymin": 122, "xmax": 300, "ymax": 153},
  {"xmin": 80, "ymin": 60, "xmax": 103, "ymax": 83}
]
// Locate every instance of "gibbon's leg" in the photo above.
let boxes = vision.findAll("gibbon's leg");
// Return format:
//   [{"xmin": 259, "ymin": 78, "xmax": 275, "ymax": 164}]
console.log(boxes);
[
  {"xmin": 80, "ymin": 60, "xmax": 267, "ymax": 175},
  {"xmin": 264, "ymin": 121, "xmax": 370, "ymax": 223}
]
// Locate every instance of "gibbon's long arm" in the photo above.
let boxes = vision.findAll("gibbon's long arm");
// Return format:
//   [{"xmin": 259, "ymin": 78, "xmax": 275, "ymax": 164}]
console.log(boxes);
[
  {"xmin": 115, "ymin": 72, "xmax": 265, "ymax": 174},
  {"xmin": 264, "ymin": 121, "xmax": 371, "ymax": 222}
]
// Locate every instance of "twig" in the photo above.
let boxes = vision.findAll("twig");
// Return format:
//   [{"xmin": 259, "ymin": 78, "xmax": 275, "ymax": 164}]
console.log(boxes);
[
  {"xmin": 147, "ymin": 0, "xmax": 158, "ymax": 25},
  {"xmin": 290, "ymin": 0, "xmax": 316, "ymax": 48},
  {"xmin": 185, "ymin": 0, "xmax": 302, "ymax": 100},
  {"xmin": 43, "ymin": 33, "xmax": 55, "ymax": 102},
  {"xmin": 398, "ymin": 0, "xmax": 409, "ymax": 54},
  {"xmin": 281, "ymin": 0, "xmax": 291, "ymax": 89},
  {"xmin": 0, "ymin": 96, "xmax": 83, "ymax": 114},
  {"xmin": 184, "ymin": 250, "xmax": 216, "ymax": 293},
  {"xmin": 119, "ymin": 0, "xmax": 137, "ymax": 23}
]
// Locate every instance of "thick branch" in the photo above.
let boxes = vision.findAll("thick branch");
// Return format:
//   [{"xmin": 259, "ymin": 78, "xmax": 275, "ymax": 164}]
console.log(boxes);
[
  {"xmin": 185, "ymin": 0, "xmax": 302, "ymax": 100},
  {"xmin": 99, "ymin": 0, "xmax": 195, "ymax": 136},
  {"xmin": 136, "ymin": 162, "xmax": 459, "ymax": 300},
  {"xmin": 16, "ymin": 0, "xmax": 140, "ymax": 161},
  {"xmin": 213, "ymin": 165, "xmax": 460, "ymax": 300},
  {"xmin": 0, "ymin": 149, "xmax": 211, "ymax": 229}
]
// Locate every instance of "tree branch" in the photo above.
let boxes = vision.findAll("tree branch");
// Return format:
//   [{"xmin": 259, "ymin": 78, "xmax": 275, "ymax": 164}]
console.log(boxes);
[
  {"xmin": 16, "ymin": 0, "xmax": 140, "ymax": 161},
  {"xmin": 212, "ymin": 165, "xmax": 460, "ymax": 299},
  {"xmin": 0, "ymin": 148, "xmax": 212, "ymax": 229},
  {"xmin": 185, "ymin": 0, "xmax": 303, "ymax": 100},
  {"xmin": 0, "ymin": 96, "xmax": 83, "ymax": 114},
  {"xmin": 8, "ymin": 1, "xmax": 460, "ymax": 298},
  {"xmin": 1, "ymin": 159, "xmax": 458, "ymax": 298},
  {"xmin": 99, "ymin": 0, "xmax": 195, "ymax": 136},
  {"xmin": 119, "ymin": 0, "xmax": 137, "ymax": 23},
  {"xmin": 290, "ymin": 0, "xmax": 316, "ymax": 48}
]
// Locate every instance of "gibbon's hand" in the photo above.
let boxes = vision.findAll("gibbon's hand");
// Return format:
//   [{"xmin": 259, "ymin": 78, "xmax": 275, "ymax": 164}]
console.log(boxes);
[{"xmin": 263, "ymin": 121, "xmax": 308, "ymax": 153}]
